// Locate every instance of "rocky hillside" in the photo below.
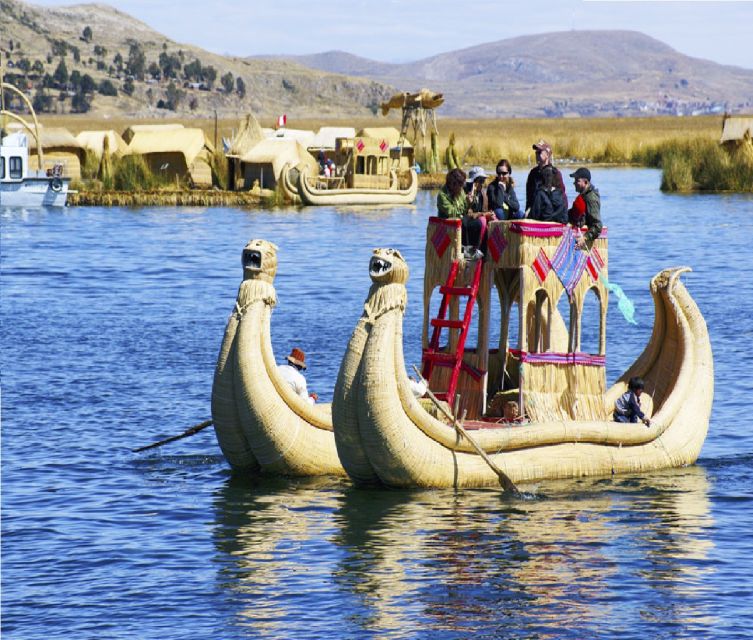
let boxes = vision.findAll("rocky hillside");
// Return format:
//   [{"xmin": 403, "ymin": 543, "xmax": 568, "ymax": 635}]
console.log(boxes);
[
  {"xmin": 0, "ymin": 0, "xmax": 394, "ymax": 119},
  {"xmin": 279, "ymin": 31, "xmax": 753, "ymax": 118}
]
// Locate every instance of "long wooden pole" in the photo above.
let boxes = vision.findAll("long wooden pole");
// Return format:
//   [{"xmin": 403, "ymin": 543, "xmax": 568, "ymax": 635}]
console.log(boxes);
[
  {"xmin": 412, "ymin": 365, "xmax": 519, "ymax": 495},
  {"xmin": 132, "ymin": 419, "xmax": 213, "ymax": 453}
]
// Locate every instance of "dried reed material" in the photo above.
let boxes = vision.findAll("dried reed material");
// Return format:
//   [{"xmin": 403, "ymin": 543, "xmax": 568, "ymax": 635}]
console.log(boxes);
[
  {"xmin": 211, "ymin": 240, "xmax": 345, "ymax": 477},
  {"xmin": 67, "ymin": 189, "xmax": 263, "ymax": 207}
]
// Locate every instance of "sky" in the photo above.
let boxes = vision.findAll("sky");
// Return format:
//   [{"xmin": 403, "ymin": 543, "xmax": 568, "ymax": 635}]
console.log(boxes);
[{"xmin": 28, "ymin": 0, "xmax": 753, "ymax": 69}]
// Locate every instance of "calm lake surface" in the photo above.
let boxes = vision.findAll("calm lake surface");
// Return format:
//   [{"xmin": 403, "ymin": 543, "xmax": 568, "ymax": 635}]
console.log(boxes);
[{"xmin": 2, "ymin": 168, "xmax": 753, "ymax": 639}]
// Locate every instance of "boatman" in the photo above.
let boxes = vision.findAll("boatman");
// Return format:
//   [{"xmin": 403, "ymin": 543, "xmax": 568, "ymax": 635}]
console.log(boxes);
[
  {"xmin": 278, "ymin": 347, "xmax": 317, "ymax": 404},
  {"xmin": 569, "ymin": 167, "xmax": 602, "ymax": 250}
]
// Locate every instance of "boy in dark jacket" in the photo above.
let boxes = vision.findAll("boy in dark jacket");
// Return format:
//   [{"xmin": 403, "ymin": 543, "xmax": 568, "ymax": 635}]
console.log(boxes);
[{"xmin": 614, "ymin": 377, "xmax": 651, "ymax": 426}]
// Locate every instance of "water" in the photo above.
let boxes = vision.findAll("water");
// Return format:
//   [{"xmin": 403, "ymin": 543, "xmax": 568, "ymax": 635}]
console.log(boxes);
[{"xmin": 2, "ymin": 169, "xmax": 753, "ymax": 638}]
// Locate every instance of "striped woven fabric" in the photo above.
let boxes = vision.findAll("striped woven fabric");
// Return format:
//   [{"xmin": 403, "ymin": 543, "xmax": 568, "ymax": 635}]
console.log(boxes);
[
  {"xmin": 510, "ymin": 221, "xmax": 565, "ymax": 237},
  {"xmin": 510, "ymin": 348, "xmax": 606, "ymax": 366},
  {"xmin": 586, "ymin": 247, "xmax": 605, "ymax": 282},
  {"xmin": 430, "ymin": 224, "xmax": 451, "ymax": 257},
  {"xmin": 550, "ymin": 226, "xmax": 588, "ymax": 296},
  {"xmin": 487, "ymin": 225, "xmax": 508, "ymax": 262},
  {"xmin": 532, "ymin": 248, "xmax": 551, "ymax": 283}
]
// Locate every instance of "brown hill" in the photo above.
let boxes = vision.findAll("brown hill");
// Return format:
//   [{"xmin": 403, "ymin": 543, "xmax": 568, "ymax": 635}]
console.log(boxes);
[
  {"xmin": 282, "ymin": 31, "xmax": 753, "ymax": 117},
  {"xmin": 0, "ymin": 0, "xmax": 394, "ymax": 119}
]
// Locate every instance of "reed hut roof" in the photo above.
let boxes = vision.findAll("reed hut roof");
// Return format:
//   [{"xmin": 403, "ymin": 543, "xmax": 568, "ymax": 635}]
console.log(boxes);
[
  {"xmin": 264, "ymin": 128, "xmax": 316, "ymax": 147},
  {"xmin": 122, "ymin": 123, "xmax": 184, "ymax": 144},
  {"xmin": 239, "ymin": 138, "xmax": 318, "ymax": 175},
  {"xmin": 24, "ymin": 126, "xmax": 83, "ymax": 152},
  {"xmin": 309, "ymin": 127, "xmax": 356, "ymax": 149},
  {"xmin": 226, "ymin": 113, "xmax": 265, "ymax": 158},
  {"xmin": 76, "ymin": 130, "xmax": 129, "ymax": 157},
  {"xmin": 126, "ymin": 128, "xmax": 214, "ymax": 164},
  {"xmin": 720, "ymin": 116, "xmax": 753, "ymax": 143},
  {"xmin": 357, "ymin": 127, "xmax": 412, "ymax": 149}
]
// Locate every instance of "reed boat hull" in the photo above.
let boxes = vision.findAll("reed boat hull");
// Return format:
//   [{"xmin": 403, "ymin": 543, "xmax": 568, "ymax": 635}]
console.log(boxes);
[
  {"xmin": 211, "ymin": 239, "xmax": 345, "ymax": 477},
  {"xmin": 297, "ymin": 168, "xmax": 418, "ymax": 206},
  {"xmin": 332, "ymin": 256, "xmax": 713, "ymax": 488}
]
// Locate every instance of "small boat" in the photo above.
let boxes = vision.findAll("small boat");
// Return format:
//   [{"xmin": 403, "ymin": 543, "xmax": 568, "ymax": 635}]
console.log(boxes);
[
  {"xmin": 332, "ymin": 219, "xmax": 713, "ymax": 488},
  {"xmin": 295, "ymin": 132, "xmax": 418, "ymax": 206},
  {"xmin": 0, "ymin": 132, "xmax": 69, "ymax": 207},
  {"xmin": 211, "ymin": 239, "xmax": 345, "ymax": 477}
]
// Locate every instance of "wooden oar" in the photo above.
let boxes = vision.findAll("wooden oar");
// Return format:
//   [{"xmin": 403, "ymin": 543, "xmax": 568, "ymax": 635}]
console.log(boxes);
[
  {"xmin": 412, "ymin": 365, "xmax": 519, "ymax": 495},
  {"xmin": 132, "ymin": 419, "xmax": 213, "ymax": 453}
]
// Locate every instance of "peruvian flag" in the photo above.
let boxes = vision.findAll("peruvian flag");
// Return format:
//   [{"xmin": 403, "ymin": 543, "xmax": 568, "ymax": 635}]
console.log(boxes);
[{"xmin": 277, "ymin": 114, "xmax": 287, "ymax": 128}]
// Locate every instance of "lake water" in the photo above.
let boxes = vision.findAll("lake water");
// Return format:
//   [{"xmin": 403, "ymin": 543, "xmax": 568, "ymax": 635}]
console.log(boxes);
[{"xmin": 2, "ymin": 168, "xmax": 753, "ymax": 638}]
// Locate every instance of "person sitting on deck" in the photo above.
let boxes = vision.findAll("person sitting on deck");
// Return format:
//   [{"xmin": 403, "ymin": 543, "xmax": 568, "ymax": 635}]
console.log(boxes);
[
  {"xmin": 529, "ymin": 165, "xmax": 567, "ymax": 223},
  {"xmin": 278, "ymin": 347, "xmax": 318, "ymax": 404},
  {"xmin": 436, "ymin": 168, "xmax": 485, "ymax": 260},
  {"xmin": 570, "ymin": 167, "xmax": 602, "ymax": 250},
  {"xmin": 486, "ymin": 159, "xmax": 522, "ymax": 220},
  {"xmin": 614, "ymin": 376, "xmax": 651, "ymax": 426}
]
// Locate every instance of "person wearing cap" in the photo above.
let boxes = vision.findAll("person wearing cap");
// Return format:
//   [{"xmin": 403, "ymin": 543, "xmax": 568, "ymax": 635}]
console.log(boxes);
[
  {"xmin": 278, "ymin": 347, "xmax": 317, "ymax": 404},
  {"xmin": 525, "ymin": 139, "xmax": 568, "ymax": 215},
  {"xmin": 486, "ymin": 159, "xmax": 521, "ymax": 220},
  {"xmin": 569, "ymin": 167, "xmax": 602, "ymax": 249}
]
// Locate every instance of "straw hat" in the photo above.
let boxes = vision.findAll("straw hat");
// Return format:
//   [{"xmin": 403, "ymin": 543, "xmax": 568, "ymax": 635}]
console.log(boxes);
[{"xmin": 287, "ymin": 347, "xmax": 307, "ymax": 369}]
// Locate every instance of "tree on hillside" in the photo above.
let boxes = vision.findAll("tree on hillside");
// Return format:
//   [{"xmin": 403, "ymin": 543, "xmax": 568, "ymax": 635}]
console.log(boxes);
[
  {"xmin": 69, "ymin": 69, "xmax": 81, "ymax": 88},
  {"xmin": 32, "ymin": 86, "xmax": 53, "ymax": 113},
  {"xmin": 113, "ymin": 52, "xmax": 123, "ymax": 74},
  {"xmin": 127, "ymin": 42, "xmax": 146, "ymax": 80},
  {"xmin": 183, "ymin": 59, "xmax": 202, "ymax": 82},
  {"xmin": 221, "ymin": 71, "xmax": 234, "ymax": 94},
  {"xmin": 236, "ymin": 76, "xmax": 246, "ymax": 98},
  {"xmin": 165, "ymin": 80, "xmax": 185, "ymax": 110},
  {"xmin": 158, "ymin": 51, "xmax": 181, "ymax": 79},
  {"xmin": 148, "ymin": 62, "xmax": 161, "ymax": 81},
  {"xmin": 98, "ymin": 79, "xmax": 118, "ymax": 96},
  {"xmin": 82, "ymin": 26, "xmax": 92, "ymax": 43},
  {"xmin": 71, "ymin": 91, "xmax": 91, "ymax": 113},
  {"xmin": 32, "ymin": 60, "xmax": 44, "ymax": 75},
  {"xmin": 123, "ymin": 77, "xmax": 135, "ymax": 96},
  {"xmin": 81, "ymin": 74, "xmax": 96, "ymax": 94},
  {"xmin": 53, "ymin": 59, "xmax": 68, "ymax": 86},
  {"xmin": 203, "ymin": 65, "xmax": 217, "ymax": 89}
]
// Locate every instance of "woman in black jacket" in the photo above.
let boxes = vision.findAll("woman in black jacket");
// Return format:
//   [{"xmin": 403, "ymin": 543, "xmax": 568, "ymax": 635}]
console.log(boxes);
[{"xmin": 486, "ymin": 159, "xmax": 521, "ymax": 220}]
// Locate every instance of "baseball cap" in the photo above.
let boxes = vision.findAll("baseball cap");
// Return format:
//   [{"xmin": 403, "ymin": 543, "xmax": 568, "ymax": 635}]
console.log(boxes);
[
  {"xmin": 569, "ymin": 167, "xmax": 592, "ymax": 181},
  {"xmin": 532, "ymin": 139, "xmax": 552, "ymax": 153}
]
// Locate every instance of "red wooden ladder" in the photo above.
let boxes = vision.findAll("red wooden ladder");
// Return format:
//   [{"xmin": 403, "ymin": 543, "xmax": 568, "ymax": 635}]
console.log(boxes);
[{"xmin": 421, "ymin": 257, "xmax": 485, "ymax": 408}]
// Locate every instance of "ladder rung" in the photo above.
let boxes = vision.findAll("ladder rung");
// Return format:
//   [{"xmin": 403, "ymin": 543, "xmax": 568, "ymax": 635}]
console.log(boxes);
[
  {"xmin": 431, "ymin": 318, "xmax": 464, "ymax": 329},
  {"xmin": 461, "ymin": 361, "xmax": 486, "ymax": 381},
  {"xmin": 422, "ymin": 351, "xmax": 456, "ymax": 365},
  {"xmin": 439, "ymin": 285, "xmax": 473, "ymax": 296},
  {"xmin": 433, "ymin": 392, "xmax": 449, "ymax": 402}
]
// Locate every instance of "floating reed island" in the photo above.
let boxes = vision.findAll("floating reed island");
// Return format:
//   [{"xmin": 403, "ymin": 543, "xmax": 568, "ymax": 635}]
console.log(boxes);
[{"xmin": 68, "ymin": 189, "xmax": 263, "ymax": 207}]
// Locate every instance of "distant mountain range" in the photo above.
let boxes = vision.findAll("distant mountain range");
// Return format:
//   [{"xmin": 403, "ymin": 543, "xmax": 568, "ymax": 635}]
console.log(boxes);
[
  {"xmin": 2, "ymin": 0, "xmax": 751, "ymax": 120},
  {"xmin": 268, "ymin": 31, "xmax": 753, "ymax": 117}
]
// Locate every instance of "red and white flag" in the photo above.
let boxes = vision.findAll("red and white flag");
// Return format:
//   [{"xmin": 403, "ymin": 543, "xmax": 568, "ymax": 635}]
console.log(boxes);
[{"xmin": 277, "ymin": 114, "xmax": 287, "ymax": 128}]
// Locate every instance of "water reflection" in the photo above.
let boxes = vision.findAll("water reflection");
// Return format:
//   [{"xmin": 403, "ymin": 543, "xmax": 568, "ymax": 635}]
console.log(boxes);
[{"xmin": 211, "ymin": 466, "xmax": 714, "ymax": 638}]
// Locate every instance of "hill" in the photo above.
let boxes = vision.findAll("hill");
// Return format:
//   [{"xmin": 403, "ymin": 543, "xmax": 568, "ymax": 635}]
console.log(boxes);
[
  {"xmin": 0, "ymin": 0, "xmax": 394, "ymax": 119},
  {"xmin": 279, "ymin": 31, "xmax": 753, "ymax": 118}
]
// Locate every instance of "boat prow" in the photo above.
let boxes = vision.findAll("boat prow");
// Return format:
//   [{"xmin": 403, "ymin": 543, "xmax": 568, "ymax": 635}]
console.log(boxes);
[
  {"xmin": 211, "ymin": 239, "xmax": 345, "ymax": 477},
  {"xmin": 332, "ymin": 246, "xmax": 712, "ymax": 488}
]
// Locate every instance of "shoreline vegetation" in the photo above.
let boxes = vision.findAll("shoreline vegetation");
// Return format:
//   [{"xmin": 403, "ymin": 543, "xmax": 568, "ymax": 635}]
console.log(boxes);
[{"xmin": 43, "ymin": 114, "xmax": 753, "ymax": 202}]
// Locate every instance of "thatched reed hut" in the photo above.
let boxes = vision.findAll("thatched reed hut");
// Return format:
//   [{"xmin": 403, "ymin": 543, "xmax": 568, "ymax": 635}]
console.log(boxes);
[
  {"xmin": 309, "ymin": 127, "xmax": 356, "ymax": 151},
  {"xmin": 235, "ymin": 138, "xmax": 318, "ymax": 190},
  {"xmin": 225, "ymin": 114, "xmax": 265, "ymax": 191},
  {"xmin": 76, "ymin": 130, "xmax": 129, "ymax": 159},
  {"xmin": 125, "ymin": 127, "xmax": 214, "ymax": 187},
  {"xmin": 26, "ymin": 126, "xmax": 86, "ymax": 179},
  {"xmin": 122, "ymin": 123, "xmax": 185, "ymax": 144}
]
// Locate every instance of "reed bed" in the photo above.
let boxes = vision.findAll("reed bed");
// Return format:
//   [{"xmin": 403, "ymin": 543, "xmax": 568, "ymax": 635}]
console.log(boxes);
[{"xmin": 68, "ymin": 189, "xmax": 263, "ymax": 207}]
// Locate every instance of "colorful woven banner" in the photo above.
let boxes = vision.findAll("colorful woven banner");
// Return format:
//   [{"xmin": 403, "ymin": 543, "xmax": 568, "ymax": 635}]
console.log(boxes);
[
  {"xmin": 550, "ymin": 226, "xmax": 588, "ymax": 296},
  {"xmin": 532, "ymin": 248, "xmax": 551, "ymax": 283},
  {"xmin": 586, "ymin": 247, "xmax": 605, "ymax": 282},
  {"xmin": 487, "ymin": 225, "xmax": 508, "ymax": 262},
  {"xmin": 510, "ymin": 221, "xmax": 565, "ymax": 238},
  {"xmin": 430, "ymin": 224, "xmax": 451, "ymax": 257},
  {"xmin": 510, "ymin": 349, "xmax": 605, "ymax": 367}
]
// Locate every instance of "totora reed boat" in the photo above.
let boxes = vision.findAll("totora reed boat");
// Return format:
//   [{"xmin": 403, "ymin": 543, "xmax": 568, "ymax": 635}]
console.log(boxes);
[
  {"xmin": 332, "ymin": 218, "xmax": 713, "ymax": 488},
  {"xmin": 211, "ymin": 239, "xmax": 345, "ymax": 477}
]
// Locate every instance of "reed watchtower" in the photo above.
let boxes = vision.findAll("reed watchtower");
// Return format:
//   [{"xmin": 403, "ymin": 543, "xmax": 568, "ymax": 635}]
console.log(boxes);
[{"xmin": 422, "ymin": 218, "xmax": 609, "ymax": 421}]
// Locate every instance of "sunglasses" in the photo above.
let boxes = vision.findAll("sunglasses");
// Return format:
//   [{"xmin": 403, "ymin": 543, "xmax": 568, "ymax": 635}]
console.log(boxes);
[{"xmin": 497, "ymin": 171, "xmax": 509, "ymax": 176}]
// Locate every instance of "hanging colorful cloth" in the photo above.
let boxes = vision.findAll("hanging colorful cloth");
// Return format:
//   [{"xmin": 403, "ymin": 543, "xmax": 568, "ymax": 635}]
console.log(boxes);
[{"xmin": 549, "ymin": 226, "xmax": 588, "ymax": 296}]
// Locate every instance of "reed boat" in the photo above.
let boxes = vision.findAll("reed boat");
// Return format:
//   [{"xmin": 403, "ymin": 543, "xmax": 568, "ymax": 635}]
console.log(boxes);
[
  {"xmin": 297, "ymin": 166, "xmax": 418, "ymax": 206},
  {"xmin": 332, "ymin": 218, "xmax": 713, "ymax": 488},
  {"xmin": 211, "ymin": 239, "xmax": 345, "ymax": 477}
]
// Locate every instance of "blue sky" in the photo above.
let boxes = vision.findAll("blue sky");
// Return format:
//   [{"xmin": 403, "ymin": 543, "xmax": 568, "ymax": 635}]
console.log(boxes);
[{"xmin": 30, "ymin": 0, "xmax": 753, "ymax": 69}]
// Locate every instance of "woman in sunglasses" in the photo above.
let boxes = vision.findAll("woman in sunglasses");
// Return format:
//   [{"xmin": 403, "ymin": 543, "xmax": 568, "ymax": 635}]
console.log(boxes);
[{"xmin": 486, "ymin": 159, "xmax": 522, "ymax": 220}]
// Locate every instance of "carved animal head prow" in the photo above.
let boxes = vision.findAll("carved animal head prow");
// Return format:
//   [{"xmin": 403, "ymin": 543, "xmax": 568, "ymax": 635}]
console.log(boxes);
[
  {"xmin": 242, "ymin": 239, "xmax": 278, "ymax": 283},
  {"xmin": 369, "ymin": 248, "xmax": 409, "ymax": 285}
]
